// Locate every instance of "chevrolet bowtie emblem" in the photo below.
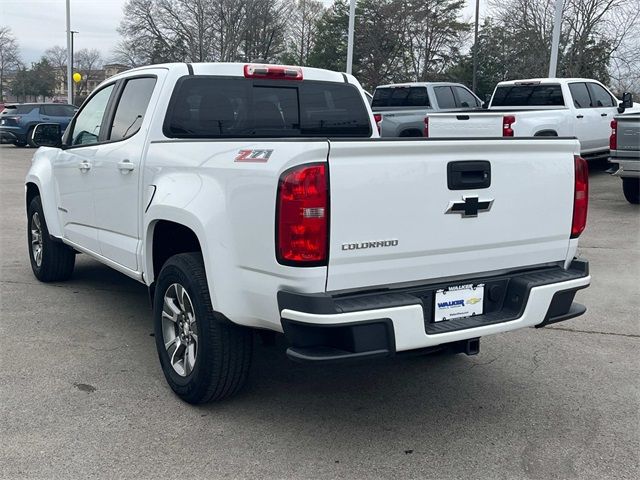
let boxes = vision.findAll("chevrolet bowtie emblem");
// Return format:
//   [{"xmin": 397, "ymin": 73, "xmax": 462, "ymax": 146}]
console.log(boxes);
[{"xmin": 445, "ymin": 196, "xmax": 494, "ymax": 217}]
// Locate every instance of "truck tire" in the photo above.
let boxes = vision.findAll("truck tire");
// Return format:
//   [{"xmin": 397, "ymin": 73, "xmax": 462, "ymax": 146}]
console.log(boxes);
[
  {"xmin": 153, "ymin": 252, "xmax": 253, "ymax": 404},
  {"xmin": 27, "ymin": 196, "xmax": 75, "ymax": 282},
  {"xmin": 622, "ymin": 178, "xmax": 640, "ymax": 204}
]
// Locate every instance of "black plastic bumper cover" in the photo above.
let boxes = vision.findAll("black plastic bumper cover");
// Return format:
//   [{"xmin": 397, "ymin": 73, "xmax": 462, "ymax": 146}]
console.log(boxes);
[{"xmin": 279, "ymin": 260, "xmax": 589, "ymax": 363}]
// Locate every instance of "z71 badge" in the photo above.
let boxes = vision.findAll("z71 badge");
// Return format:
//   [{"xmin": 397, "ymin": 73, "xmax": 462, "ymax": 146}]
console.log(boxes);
[{"xmin": 235, "ymin": 149, "xmax": 273, "ymax": 162}]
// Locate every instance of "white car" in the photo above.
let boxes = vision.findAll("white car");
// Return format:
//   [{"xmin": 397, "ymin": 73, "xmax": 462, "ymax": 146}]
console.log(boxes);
[
  {"xmin": 425, "ymin": 78, "xmax": 638, "ymax": 159},
  {"xmin": 26, "ymin": 63, "xmax": 591, "ymax": 403}
]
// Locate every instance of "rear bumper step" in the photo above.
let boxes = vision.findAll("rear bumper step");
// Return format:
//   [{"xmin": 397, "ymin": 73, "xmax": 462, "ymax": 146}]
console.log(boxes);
[{"xmin": 279, "ymin": 260, "xmax": 590, "ymax": 363}]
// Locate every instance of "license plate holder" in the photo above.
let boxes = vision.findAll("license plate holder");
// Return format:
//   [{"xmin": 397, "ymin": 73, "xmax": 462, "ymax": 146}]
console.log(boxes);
[{"xmin": 434, "ymin": 283, "xmax": 484, "ymax": 322}]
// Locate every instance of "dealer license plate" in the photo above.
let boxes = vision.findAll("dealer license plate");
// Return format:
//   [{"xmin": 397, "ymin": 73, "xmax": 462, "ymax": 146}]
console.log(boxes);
[{"xmin": 434, "ymin": 283, "xmax": 484, "ymax": 322}]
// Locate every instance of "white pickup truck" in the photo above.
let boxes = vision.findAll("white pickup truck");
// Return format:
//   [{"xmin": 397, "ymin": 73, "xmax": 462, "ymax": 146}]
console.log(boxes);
[
  {"xmin": 26, "ymin": 63, "xmax": 591, "ymax": 404},
  {"xmin": 426, "ymin": 78, "xmax": 637, "ymax": 159}
]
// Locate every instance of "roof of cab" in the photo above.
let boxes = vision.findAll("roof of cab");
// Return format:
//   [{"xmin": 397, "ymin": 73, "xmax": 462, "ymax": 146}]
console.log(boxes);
[
  {"xmin": 375, "ymin": 81, "xmax": 468, "ymax": 89},
  {"xmin": 106, "ymin": 62, "xmax": 349, "ymax": 85},
  {"xmin": 497, "ymin": 78, "xmax": 600, "ymax": 86}
]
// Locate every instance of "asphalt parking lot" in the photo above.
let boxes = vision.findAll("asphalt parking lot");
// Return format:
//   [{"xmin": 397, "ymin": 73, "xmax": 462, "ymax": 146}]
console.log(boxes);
[{"xmin": 0, "ymin": 144, "xmax": 638, "ymax": 480}]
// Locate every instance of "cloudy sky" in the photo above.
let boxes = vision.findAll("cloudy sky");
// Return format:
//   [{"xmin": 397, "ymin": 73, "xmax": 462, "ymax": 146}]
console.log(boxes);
[{"xmin": 1, "ymin": 0, "xmax": 485, "ymax": 65}]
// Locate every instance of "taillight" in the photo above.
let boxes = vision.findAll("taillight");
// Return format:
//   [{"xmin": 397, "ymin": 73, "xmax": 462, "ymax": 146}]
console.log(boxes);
[
  {"xmin": 503, "ymin": 115, "xmax": 515, "ymax": 137},
  {"xmin": 609, "ymin": 119, "xmax": 617, "ymax": 150},
  {"xmin": 373, "ymin": 113, "xmax": 382, "ymax": 134},
  {"xmin": 571, "ymin": 156, "xmax": 588, "ymax": 238},
  {"xmin": 276, "ymin": 163, "xmax": 328, "ymax": 265},
  {"xmin": 423, "ymin": 116, "xmax": 429, "ymax": 137},
  {"xmin": 244, "ymin": 64, "xmax": 303, "ymax": 80}
]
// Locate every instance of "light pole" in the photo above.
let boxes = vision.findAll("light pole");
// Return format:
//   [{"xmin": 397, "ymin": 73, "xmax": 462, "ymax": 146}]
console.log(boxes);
[
  {"xmin": 66, "ymin": 0, "xmax": 72, "ymax": 105},
  {"xmin": 472, "ymin": 0, "xmax": 480, "ymax": 93},
  {"xmin": 70, "ymin": 30, "xmax": 78, "ymax": 102},
  {"xmin": 548, "ymin": 0, "xmax": 564, "ymax": 77},
  {"xmin": 346, "ymin": 0, "xmax": 356, "ymax": 75}
]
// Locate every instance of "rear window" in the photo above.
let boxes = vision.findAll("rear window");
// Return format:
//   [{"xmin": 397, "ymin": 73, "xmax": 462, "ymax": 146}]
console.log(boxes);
[
  {"xmin": 42, "ymin": 105, "xmax": 76, "ymax": 117},
  {"xmin": 1, "ymin": 105, "xmax": 38, "ymax": 114},
  {"xmin": 165, "ymin": 77, "xmax": 372, "ymax": 138},
  {"xmin": 492, "ymin": 84, "xmax": 565, "ymax": 106},
  {"xmin": 372, "ymin": 87, "xmax": 430, "ymax": 108}
]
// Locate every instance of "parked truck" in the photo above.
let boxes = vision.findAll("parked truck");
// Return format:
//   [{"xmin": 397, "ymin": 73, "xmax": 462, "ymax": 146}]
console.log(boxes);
[
  {"xmin": 371, "ymin": 82, "xmax": 482, "ymax": 137},
  {"xmin": 609, "ymin": 112, "xmax": 640, "ymax": 204},
  {"xmin": 26, "ymin": 63, "xmax": 590, "ymax": 403},
  {"xmin": 425, "ymin": 78, "xmax": 637, "ymax": 159}
]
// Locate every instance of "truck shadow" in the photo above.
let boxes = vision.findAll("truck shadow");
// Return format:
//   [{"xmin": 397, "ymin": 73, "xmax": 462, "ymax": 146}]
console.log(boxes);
[{"xmin": 64, "ymin": 254, "xmax": 557, "ymax": 447}]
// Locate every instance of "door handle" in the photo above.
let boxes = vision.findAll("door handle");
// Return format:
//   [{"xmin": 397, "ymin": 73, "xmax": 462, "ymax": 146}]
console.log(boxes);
[
  {"xmin": 601, "ymin": 113, "xmax": 608, "ymax": 117},
  {"xmin": 41, "ymin": 117, "xmax": 50, "ymax": 120},
  {"xmin": 117, "ymin": 159, "xmax": 135, "ymax": 173},
  {"xmin": 576, "ymin": 115, "xmax": 584, "ymax": 119},
  {"xmin": 78, "ymin": 161, "xmax": 91, "ymax": 172}
]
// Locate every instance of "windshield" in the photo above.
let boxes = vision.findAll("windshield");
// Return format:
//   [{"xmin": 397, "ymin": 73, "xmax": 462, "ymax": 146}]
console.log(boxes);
[
  {"xmin": 491, "ymin": 84, "xmax": 565, "ymax": 107},
  {"xmin": 165, "ymin": 77, "xmax": 372, "ymax": 138}
]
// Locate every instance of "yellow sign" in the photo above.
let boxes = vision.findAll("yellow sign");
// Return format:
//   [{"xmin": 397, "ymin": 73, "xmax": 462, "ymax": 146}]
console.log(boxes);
[{"xmin": 72, "ymin": 72, "xmax": 82, "ymax": 83}]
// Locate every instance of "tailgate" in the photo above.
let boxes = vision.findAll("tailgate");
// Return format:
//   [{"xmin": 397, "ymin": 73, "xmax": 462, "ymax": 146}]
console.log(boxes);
[
  {"xmin": 428, "ymin": 113, "xmax": 503, "ymax": 138},
  {"xmin": 326, "ymin": 138, "xmax": 578, "ymax": 292},
  {"xmin": 616, "ymin": 117, "xmax": 640, "ymax": 152}
]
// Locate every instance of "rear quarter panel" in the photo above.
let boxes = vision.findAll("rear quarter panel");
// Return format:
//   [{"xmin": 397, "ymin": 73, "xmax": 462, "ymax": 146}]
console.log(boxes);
[{"xmin": 142, "ymin": 140, "xmax": 331, "ymax": 330}]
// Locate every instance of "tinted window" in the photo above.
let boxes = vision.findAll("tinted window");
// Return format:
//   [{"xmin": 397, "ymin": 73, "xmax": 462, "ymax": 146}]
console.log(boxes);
[
  {"xmin": 492, "ymin": 84, "xmax": 564, "ymax": 106},
  {"xmin": 569, "ymin": 83, "xmax": 591, "ymax": 108},
  {"xmin": 70, "ymin": 84, "xmax": 115, "ymax": 146},
  {"xmin": 42, "ymin": 105, "xmax": 76, "ymax": 117},
  {"xmin": 165, "ymin": 77, "xmax": 371, "ymax": 138},
  {"xmin": 372, "ymin": 87, "xmax": 429, "ymax": 107},
  {"xmin": 587, "ymin": 83, "xmax": 615, "ymax": 107},
  {"xmin": 454, "ymin": 86, "xmax": 479, "ymax": 107},
  {"xmin": 434, "ymin": 86, "xmax": 456, "ymax": 109},
  {"xmin": 109, "ymin": 77, "xmax": 157, "ymax": 141}
]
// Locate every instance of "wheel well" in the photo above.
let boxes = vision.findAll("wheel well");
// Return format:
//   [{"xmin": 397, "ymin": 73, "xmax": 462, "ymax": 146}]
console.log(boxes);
[
  {"xmin": 399, "ymin": 129, "xmax": 423, "ymax": 137},
  {"xmin": 152, "ymin": 221, "xmax": 202, "ymax": 279},
  {"xmin": 26, "ymin": 182, "xmax": 39, "ymax": 209},
  {"xmin": 534, "ymin": 130, "xmax": 558, "ymax": 137}
]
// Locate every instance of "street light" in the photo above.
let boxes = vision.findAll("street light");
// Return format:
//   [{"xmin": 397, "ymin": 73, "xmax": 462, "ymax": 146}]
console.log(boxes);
[
  {"xmin": 70, "ymin": 30, "xmax": 78, "ymax": 102},
  {"xmin": 66, "ymin": 0, "xmax": 72, "ymax": 105},
  {"xmin": 346, "ymin": 0, "xmax": 356, "ymax": 75},
  {"xmin": 548, "ymin": 0, "xmax": 564, "ymax": 77},
  {"xmin": 472, "ymin": 0, "xmax": 480, "ymax": 93}
]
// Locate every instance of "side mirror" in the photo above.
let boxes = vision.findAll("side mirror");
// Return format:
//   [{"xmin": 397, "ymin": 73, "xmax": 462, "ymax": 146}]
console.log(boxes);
[
  {"xmin": 32, "ymin": 123, "xmax": 62, "ymax": 148},
  {"xmin": 618, "ymin": 92, "xmax": 633, "ymax": 113}
]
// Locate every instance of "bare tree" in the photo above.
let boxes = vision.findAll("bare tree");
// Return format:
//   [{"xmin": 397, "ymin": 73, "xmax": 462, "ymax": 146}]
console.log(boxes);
[
  {"xmin": 0, "ymin": 26, "xmax": 21, "ymax": 101},
  {"xmin": 286, "ymin": 0, "xmax": 325, "ymax": 65},
  {"xmin": 488, "ymin": 0, "xmax": 638, "ymax": 83},
  {"xmin": 44, "ymin": 45, "xmax": 67, "ymax": 95},
  {"xmin": 74, "ymin": 48, "xmax": 103, "ymax": 96},
  {"xmin": 241, "ymin": 0, "xmax": 291, "ymax": 62},
  {"xmin": 116, "ymin": 0, "xmax": 293, "ymax": 65},
  {"xmin": 607, "ymin": 0, "xmax": 640, "ymax": 95}
]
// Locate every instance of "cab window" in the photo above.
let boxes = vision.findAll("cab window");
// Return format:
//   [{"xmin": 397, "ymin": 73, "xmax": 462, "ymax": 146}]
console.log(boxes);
[
  {"xmin": 453, "ymin": 86, "xmax": 480, "ymax": 108},
  {"xmin": 569, "ymin": 83, "xmax": 591, "ymax": 108},
  {"xmin": 109, "ymin": 77, "xmax": 157, "ymax": 141},
  {"xmin": 70, "ymin": 84, "xmax": 115, "ymax": 146},
  {"xmin": 434, "ymin": 86, "xmax": 456, "ymax": 109},
  {"xmin": 587, "ymin": 83, "xmax": 615, "ymax": 108}
]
